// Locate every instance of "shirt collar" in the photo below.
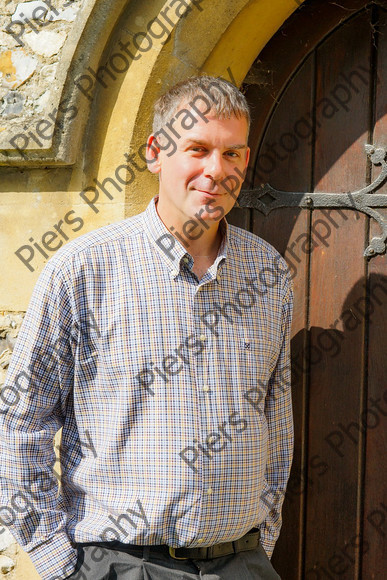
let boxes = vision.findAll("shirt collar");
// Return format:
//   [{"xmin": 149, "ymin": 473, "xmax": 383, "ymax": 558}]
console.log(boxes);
[{"xmin": 141, "ymin": 196, "xmax": 229, "ymax": 278}]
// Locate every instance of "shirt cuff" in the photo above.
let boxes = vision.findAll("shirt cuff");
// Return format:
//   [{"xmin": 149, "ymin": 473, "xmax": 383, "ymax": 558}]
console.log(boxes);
[{"xmin": 27, "ymin": 530, "xmax": 78, "ymax": 580}]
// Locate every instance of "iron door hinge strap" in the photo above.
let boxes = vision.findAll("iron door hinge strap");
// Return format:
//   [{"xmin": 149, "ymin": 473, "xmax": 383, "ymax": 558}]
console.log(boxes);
[{"xmin": 238, "ymin": 145, "xmax": 387, "ymax": 258}]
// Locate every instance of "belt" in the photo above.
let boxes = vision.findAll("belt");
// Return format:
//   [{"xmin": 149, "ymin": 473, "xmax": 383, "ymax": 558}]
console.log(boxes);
[
  {"xmin": 79, "ymin": 528, "xmax": 260, "ymax": 562},
  {"xmin": 168, "ymin": 528, "xmax": 260, "ymax": 560}
]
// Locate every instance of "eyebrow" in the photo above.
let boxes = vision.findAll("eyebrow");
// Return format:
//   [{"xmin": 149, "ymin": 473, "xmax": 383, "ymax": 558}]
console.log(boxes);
[{"xmin": 184, "ymin": 139, "xmax": 247, "ymax": 149}]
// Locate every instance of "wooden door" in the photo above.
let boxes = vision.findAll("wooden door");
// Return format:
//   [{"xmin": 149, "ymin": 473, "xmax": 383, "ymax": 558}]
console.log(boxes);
[{"xmin": 228, "ymin": 1, "xmax": 387, "ymax": 578}]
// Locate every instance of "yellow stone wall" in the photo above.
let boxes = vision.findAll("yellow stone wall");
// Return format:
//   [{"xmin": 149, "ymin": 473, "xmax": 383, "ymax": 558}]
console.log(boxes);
[{"xmin": 0, "ymin": 0, "xmax": 303, "ymax": 577}]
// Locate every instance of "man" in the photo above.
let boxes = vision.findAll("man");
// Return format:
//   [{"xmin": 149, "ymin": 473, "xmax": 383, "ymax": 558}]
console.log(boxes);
[{"xmin": 0, "ymin": 76, "xmax": 293, "ymax": 580}]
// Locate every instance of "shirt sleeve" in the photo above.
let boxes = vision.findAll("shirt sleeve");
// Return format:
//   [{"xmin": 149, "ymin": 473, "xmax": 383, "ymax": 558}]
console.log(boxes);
[
  {"xmin": 258, "ymin": 270, "xmax": 294, "ymax": 558},
  {"xmin": 0, "ymin": 259, "xmax": 79, "ymax": 580}
]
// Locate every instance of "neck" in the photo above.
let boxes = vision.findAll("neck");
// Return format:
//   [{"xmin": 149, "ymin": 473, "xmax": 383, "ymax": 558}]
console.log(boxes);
[{"xmin": 186, "ymin": 226, "xmax": 222, "ymax": 258}]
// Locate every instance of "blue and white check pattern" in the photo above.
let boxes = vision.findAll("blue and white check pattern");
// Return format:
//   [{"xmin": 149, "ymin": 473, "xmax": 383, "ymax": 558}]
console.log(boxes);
[{"xmin": 0, "ymin": 197, "xmax": 293, "ymax": 580}]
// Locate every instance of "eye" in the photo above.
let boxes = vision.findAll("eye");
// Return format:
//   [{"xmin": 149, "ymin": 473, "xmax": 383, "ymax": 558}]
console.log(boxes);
[{"xmin": 225, "ymin": 150, "xmax": 240, "ymax": 158}]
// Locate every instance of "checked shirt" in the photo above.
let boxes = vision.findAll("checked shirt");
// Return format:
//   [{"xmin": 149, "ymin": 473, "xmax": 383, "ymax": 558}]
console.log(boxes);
[{"xmin": 0, "ymin": 196, "xmax": 293, "ymax": 580}]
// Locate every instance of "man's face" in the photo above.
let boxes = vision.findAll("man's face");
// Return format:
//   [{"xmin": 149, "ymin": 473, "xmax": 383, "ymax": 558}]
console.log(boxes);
[{"xmin": 147, "ymin": 106, "xmax": 250, "ymax": 226}]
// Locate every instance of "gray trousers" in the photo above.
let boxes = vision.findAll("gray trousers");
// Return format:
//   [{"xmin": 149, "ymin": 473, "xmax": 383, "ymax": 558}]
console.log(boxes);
[{"xmin": 64, "ymin": 542, "xmax": 281, "ymax": 579}]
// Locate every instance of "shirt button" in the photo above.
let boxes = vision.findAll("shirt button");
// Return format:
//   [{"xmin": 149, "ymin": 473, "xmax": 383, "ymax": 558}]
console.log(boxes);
[
  {"xmin": 207, "ymin": 436, "xmax": 216, "ymax": 444},
  {"xmin": 197, "ymin": 538, "xmax": 204, "ymax": 543},
  {"xmin": 206, "ymin": 488, "xmax": 213, "ymax": 495},
  {"xmin": 199, "ymin": 334, "xmax": 206, "ymax": 342},
  {"xmin": 202, "ymin": 385, "xmax": 210, "ymax": 392},
  {"xmin": 183, "ymin": 257, "xmax": 189, "ymax": 264}
]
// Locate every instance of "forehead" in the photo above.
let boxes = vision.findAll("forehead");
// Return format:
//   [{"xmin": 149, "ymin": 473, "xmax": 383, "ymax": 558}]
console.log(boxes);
[{"xmin": 174, "ymin": 105, "xmax": 249, "ymax": 145}]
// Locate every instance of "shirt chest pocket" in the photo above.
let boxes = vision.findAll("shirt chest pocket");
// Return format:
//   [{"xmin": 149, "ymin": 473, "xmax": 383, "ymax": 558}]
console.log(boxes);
[{"xmin": 236, "ymin": 337, "xmax": 280, "ymax": 387}]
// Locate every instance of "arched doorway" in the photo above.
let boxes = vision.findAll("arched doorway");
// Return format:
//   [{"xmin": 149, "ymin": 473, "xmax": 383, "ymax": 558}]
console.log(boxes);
[{"xmin": 229, "ymin": 1, "xmax": 387, "ymax": 577}]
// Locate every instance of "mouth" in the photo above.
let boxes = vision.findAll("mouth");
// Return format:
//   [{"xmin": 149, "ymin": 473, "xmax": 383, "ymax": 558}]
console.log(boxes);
[{"xmin": 194, "ymin": 189, "xmax": 223, "ymax": 196}]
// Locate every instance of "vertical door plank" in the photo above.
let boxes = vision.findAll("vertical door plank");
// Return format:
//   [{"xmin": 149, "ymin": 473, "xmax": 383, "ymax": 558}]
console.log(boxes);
[
  {"xmin": 362, "ymin": 7, "xmax": 387, "ymax": 578},
  {"xmin": 306, "ymin": 13, "xmax": 371, "ymax": 579},
  {"xmin": 313, "ymin": 14, "xmax": 371, "ymax": 192},
  {"xmin": 251, "ymin": 58, "xmax": 314, "ymax": 579}
]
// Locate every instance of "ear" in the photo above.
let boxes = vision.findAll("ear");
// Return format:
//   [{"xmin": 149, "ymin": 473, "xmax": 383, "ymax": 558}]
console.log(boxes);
[{"xmin": 146, "ymin": 134, "xmax": 161, "ymax": 174}]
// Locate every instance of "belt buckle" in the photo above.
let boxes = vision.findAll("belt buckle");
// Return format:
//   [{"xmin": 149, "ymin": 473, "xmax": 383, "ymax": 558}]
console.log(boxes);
[{"xmin": 169, "ymin": 547, "xmax": 189, "ymax": 560}]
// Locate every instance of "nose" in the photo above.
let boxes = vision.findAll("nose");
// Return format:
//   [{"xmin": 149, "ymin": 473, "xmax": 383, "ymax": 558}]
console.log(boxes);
[{"xmin": 203, "ymin": 150, "xmax": 226, "ymax": 182}]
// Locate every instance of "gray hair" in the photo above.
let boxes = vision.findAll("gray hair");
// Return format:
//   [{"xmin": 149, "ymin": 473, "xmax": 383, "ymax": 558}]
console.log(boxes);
[{"xmin": 152, "ymin": 75, "xmax": 251, "ymax": 135}]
